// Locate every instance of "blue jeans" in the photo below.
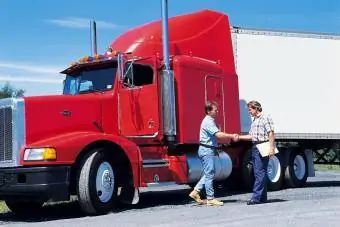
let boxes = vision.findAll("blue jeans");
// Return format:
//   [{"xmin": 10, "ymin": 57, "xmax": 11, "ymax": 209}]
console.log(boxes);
[
  {"xmin": 194, "ymin": 153, "xmax": 215, "ymax": 200},
  {"xmin": 251, "ymin": 145, "xmax": 269, "ymax": 202}
]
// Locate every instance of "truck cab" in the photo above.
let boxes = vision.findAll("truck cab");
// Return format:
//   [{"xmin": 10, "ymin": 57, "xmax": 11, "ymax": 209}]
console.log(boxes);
[{"xmin": 0, "ymin": 9, "xmax": 244, "ymax": 215}]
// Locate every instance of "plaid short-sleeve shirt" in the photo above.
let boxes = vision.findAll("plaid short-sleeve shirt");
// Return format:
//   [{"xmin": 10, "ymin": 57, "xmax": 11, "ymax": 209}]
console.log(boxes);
[{"xmin": 249, "ymin": 113, "xmax": 274, "ymax": 142}]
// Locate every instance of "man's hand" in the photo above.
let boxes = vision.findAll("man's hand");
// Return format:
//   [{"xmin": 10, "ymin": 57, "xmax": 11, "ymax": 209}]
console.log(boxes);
[
  {"xmin": 268, "ymin": 146, "xmax": 275, "ymax": 157},
  {"xmin": 232, "ymin": 134, "xmax": 239, "ymax": 142}
]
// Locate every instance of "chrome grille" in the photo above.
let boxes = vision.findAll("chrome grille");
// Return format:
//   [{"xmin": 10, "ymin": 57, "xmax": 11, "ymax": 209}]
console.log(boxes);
[
  {"xmin": 0, "ymin": 107, "xmax": 13, "ymax": 161},
  {"xmin": 0, "ymin": 98, "xmax": 25, "ymax": 167}
]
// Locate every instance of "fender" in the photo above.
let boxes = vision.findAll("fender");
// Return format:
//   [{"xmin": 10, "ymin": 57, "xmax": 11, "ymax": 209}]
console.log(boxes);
[{"xmin": 21, "ymin": 131, "xmax": 142, "ymax": 187}]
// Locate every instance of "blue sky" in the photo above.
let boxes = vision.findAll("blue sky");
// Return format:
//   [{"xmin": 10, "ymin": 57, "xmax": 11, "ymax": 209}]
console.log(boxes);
[{"xmin": 1, "ymin": 0, "xmax": 339, "ymax": 96}]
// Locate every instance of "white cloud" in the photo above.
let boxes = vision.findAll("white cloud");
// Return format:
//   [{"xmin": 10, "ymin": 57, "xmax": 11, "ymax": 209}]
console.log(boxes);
[
  {"xmin": 0, "ymin": 61, "xmax": 65, "ymax": 96},
  {"xmin": 45, "ymin": 17, "xmax": 120, "ymax": 29},
  {"xmin": 0, "ymin": 61, "xmax": 64, "ymax": 85},
  {"xmin": 0, "ymin": 74, "xmax": 62, "ymax": 84},
  {"xmin": 0, "ymin": 62, "xmax": 62, "ymax": 74}
]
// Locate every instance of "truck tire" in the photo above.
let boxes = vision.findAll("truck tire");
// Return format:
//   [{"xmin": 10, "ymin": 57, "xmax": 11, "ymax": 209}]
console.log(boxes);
[
  {"xmin": 242, "ymin": 149, "xmax": 283, "ymax": 191},
  {"xmin": 267, "ymin": 155, "xmax": 283, "ymax": 191},
  {"xmin": 284, "ymin": 149, "xmax": 308, "ymax": 188},
  {"xmin": 5, "ymin": 201, "xmax": 43, "ymax": 216},
  {"xmin": 241, "ymin": 149, "xmax": 254, "ymax": 191},
  {"xmin": 77, "ymin": 149, "xmax": 117, "ymax": 215}
]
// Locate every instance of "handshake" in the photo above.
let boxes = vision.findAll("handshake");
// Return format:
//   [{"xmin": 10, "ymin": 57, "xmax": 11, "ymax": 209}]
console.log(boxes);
[
  {"xmin": 231, "ymin": 134, "xmax": 240, "ymax": 142},
  {"xmin": 216, "ymin": 132, "xmax": 249, "ymax": 145}
]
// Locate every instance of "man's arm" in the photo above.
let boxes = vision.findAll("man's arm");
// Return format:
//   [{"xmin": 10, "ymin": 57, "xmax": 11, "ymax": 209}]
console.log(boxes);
[
  {"xmin": 205, "ymin": 119, "xmax": 238, "ymax": 143},
  {"xmin": 215, "ymin": 132, "xmax": 239, "ymax": 143},
  {"xmin": 265, "ymin": 115, "xmax": 275, "ymax": 157},
  {"xmin": 268, "ymin": 131, "xmax": 275, "ymax": 157},
  {"xmin": 238, "ymin": 134, "xmax": 252, "ymax": 141}
]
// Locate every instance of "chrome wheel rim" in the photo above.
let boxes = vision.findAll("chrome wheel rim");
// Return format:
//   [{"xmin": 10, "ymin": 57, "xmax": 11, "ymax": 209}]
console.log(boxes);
[
  {"xmin": 267, "ymin": 156, "xmax": 281, "ymax": 183},
  {"xmin": 294, "ymin": 155, "xmax": 306, "ymax": 180},
  {"xmin": 96, "ymin": 162, "xmax": 114, "ymax": 203}
]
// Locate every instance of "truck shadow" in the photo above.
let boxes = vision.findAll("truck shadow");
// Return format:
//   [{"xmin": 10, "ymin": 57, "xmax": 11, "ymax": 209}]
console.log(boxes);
[
  {"xmin": 0, "ymin": 188, "xmax": 249, "ymax": 222},
  {"xmin": 306, "ymin": 180, "xmax": 340, "ymax": 188},
  {"xmin": 0, "ymin": 200, "xmax": 84, "ymax": 222},
  {"xmin": 239, "ymin": 99, "xmax": 252, "ymax": 133},
  {"xmin": 0, "ymin": 188, "xmax": 209, "ymax": 222}
]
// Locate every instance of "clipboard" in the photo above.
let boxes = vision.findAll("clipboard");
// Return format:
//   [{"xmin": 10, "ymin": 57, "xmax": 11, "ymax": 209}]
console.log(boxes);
[{"xmin": 255, "ymin": 142, "xmax": 279, "ymax": 157}]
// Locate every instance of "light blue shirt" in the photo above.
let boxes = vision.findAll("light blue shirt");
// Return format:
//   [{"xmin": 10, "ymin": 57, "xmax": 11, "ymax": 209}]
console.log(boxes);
[{"xmin": 198, "ymin": 115, "xmax": 220, "ymax": 156}]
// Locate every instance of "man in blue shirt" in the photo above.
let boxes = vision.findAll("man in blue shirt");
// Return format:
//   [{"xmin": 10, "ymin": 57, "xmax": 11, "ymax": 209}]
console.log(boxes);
[{"xmin": 189, "ymin": 101, "xmax": 238, "ymax": 206}]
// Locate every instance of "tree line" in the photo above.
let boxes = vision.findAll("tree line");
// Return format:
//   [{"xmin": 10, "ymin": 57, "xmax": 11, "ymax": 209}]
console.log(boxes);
[{"xmin": 0, "ymin": 82, "xmax": 25, "ymax": 99}]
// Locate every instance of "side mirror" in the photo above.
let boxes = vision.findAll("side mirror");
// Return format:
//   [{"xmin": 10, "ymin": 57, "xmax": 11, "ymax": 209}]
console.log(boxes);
[
  {"xmin": 122, "ymin": 62, "xmax": 135, "ymax": 88},
  {"xmin": 62, "ymin": 78, "xmax": 66, "ymax": 94},
  {"xmin": 117, "ymin": 52, "xmax": 125, "ymax": 80}
]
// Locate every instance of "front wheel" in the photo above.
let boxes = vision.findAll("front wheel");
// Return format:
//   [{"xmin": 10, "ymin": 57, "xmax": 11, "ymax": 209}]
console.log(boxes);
[{"xmin": 77, "ymin": 149, "xmax": 117, "ymax": 215}]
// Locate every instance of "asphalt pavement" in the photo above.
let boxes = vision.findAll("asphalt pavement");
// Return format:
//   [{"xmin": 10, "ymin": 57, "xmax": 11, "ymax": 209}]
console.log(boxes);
[{"xmin": 2, "ymin": 171, "xmax": 340, "ymax": 227}]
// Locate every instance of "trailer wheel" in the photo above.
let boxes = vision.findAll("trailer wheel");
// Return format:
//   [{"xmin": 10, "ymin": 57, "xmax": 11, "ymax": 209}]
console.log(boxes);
[
  {"xmin": 77, "ymin": 149, "xmax": 117, "ymax": 215},
  {"xmin": 267, "ymin": 155, "xmax": 283, "ymax": 191},
  {"xmin": 5, "ymin": 201, "xmax": 43, "ymax": 216},
  {"xmin": 241, "ymin": 149, "xmax": 254, "ymax": 191},
  {"xmin": 284, "ymin": 149, "xmax": 308, "ymax": 188},
  {"xmin": 242, "ymin": 149, "xmax": 283, "ymax": 191}
]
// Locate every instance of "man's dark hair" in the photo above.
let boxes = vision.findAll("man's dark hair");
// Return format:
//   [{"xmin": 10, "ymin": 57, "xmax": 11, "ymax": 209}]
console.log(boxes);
[{"xmin": 205, "ymin": 101, "xmax": 218, "ymax": 114}]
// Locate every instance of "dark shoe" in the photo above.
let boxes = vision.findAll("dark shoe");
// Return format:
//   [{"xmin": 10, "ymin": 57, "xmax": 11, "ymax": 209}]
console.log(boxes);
[
  {"xmin": 260, "ymin": 197, "xmax": 267, "ymax": 203},
  {"xmin": 247, "ymin": 200, "xmax": 263, "ymax": 205}
]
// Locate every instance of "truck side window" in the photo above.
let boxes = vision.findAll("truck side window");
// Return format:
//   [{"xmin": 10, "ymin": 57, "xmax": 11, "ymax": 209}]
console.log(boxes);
[{"xmin": 124, "ymin": 63, "xmax": 154, "ymax": 87}]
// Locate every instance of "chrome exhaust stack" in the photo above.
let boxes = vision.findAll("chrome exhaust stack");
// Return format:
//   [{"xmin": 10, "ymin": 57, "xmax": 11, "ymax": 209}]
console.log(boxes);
[
  {"xmin": 160, "ymin": 0, "xmax": 176, "ymax": 144},
  {"xmin": 91, "ymin": 20, "xmax": 97, "ymax": 56}
]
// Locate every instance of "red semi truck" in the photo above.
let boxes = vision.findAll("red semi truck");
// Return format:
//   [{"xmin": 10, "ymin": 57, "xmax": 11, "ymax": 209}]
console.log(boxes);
[{"xmin": 1, "ymin": 6, "xmax": 329, "ymax": 215}]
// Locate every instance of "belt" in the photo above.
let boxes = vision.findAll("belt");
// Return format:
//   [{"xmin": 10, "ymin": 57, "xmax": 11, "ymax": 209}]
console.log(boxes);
[
  {"xmin": 199, "ymin": 143, "xmax": 223, "ymax": 150},
  {"xmin": 252, "ymin": 140, "xmax": 269, "ymax": 145}
]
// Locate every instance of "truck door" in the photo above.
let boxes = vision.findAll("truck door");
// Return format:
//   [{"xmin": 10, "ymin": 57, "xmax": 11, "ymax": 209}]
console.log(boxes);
[
  {"xmin": 205, "ymin": 76, "xmax": 225, "ymax": 131},
  {"xmin": 118, "ymin": 62, "xmax": 160, "ymax": 136}
]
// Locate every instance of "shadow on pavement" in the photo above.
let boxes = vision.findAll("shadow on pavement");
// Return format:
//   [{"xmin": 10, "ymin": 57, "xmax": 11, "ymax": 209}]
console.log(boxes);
[
  {"xmin": 122, "ymin": 188, "xmax": 193, "ymax": 209},
  {"xmin": 306, "ymin": 180, "xmax": 340, "ymax": 188},
  {"xmin": 0, "ymin": 200, "xmax": 84, "ymax": 222},
  {"xmin": 1, "ymin": 179, "xmax": 340, "ymax": 222},
  {"xmin": 219, "ymin": 198, "xmax": 287, "ymax": 205},
  {"xmin": 265, "ymin": 199, "xmax": 287, "ymax": 204},
  {"xmin": 0, "ymin": 188, "xmax": 207, "ymax": 222}
]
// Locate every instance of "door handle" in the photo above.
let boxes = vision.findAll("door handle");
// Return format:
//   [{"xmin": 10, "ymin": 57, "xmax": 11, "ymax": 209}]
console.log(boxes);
[
  {"xmin": 60, "ymin": 110, "xmax": 72, "ymax": 117},
  {"xmin": 148, "ymin": 119, "xmax": 154, "ymax": 128}
]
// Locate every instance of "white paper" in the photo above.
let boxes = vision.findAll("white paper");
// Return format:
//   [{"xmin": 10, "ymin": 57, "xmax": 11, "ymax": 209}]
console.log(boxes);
[{"xmin": 255, "ymin": 142, "xmax": 279, "ymax": 157}]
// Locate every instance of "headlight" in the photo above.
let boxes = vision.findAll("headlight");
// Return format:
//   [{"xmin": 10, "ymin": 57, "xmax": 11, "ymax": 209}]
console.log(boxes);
[{"xmin": 24, "ymin": 148, "xmax": 57, "ymax": 161}]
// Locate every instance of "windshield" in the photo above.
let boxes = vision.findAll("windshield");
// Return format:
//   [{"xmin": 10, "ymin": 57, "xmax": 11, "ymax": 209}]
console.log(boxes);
[{"xmin": 63, "ymin": 63, "xmax": 117, "ymax": 95}]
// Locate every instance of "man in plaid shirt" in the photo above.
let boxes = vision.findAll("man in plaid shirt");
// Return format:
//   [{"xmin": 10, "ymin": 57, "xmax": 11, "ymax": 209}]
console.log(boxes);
[
  {"xmin": 238, "ymin": 100, "xmax": 276, "ymax": 205},
  {"xmin": 249, "ymin": 111, "xmax": 275, "ymax": 143}
]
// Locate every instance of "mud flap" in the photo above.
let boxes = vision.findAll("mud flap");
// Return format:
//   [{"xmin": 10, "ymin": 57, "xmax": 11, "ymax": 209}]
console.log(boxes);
[{"xmin": 119, "ymin": 187, "xmax": 140, "ymax": 205}]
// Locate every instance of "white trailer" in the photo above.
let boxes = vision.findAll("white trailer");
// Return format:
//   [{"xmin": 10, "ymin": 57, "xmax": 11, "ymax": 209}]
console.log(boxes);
[{"xmin": 231, "ymin": 27, "xmax": 340, "ymax": 189}]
